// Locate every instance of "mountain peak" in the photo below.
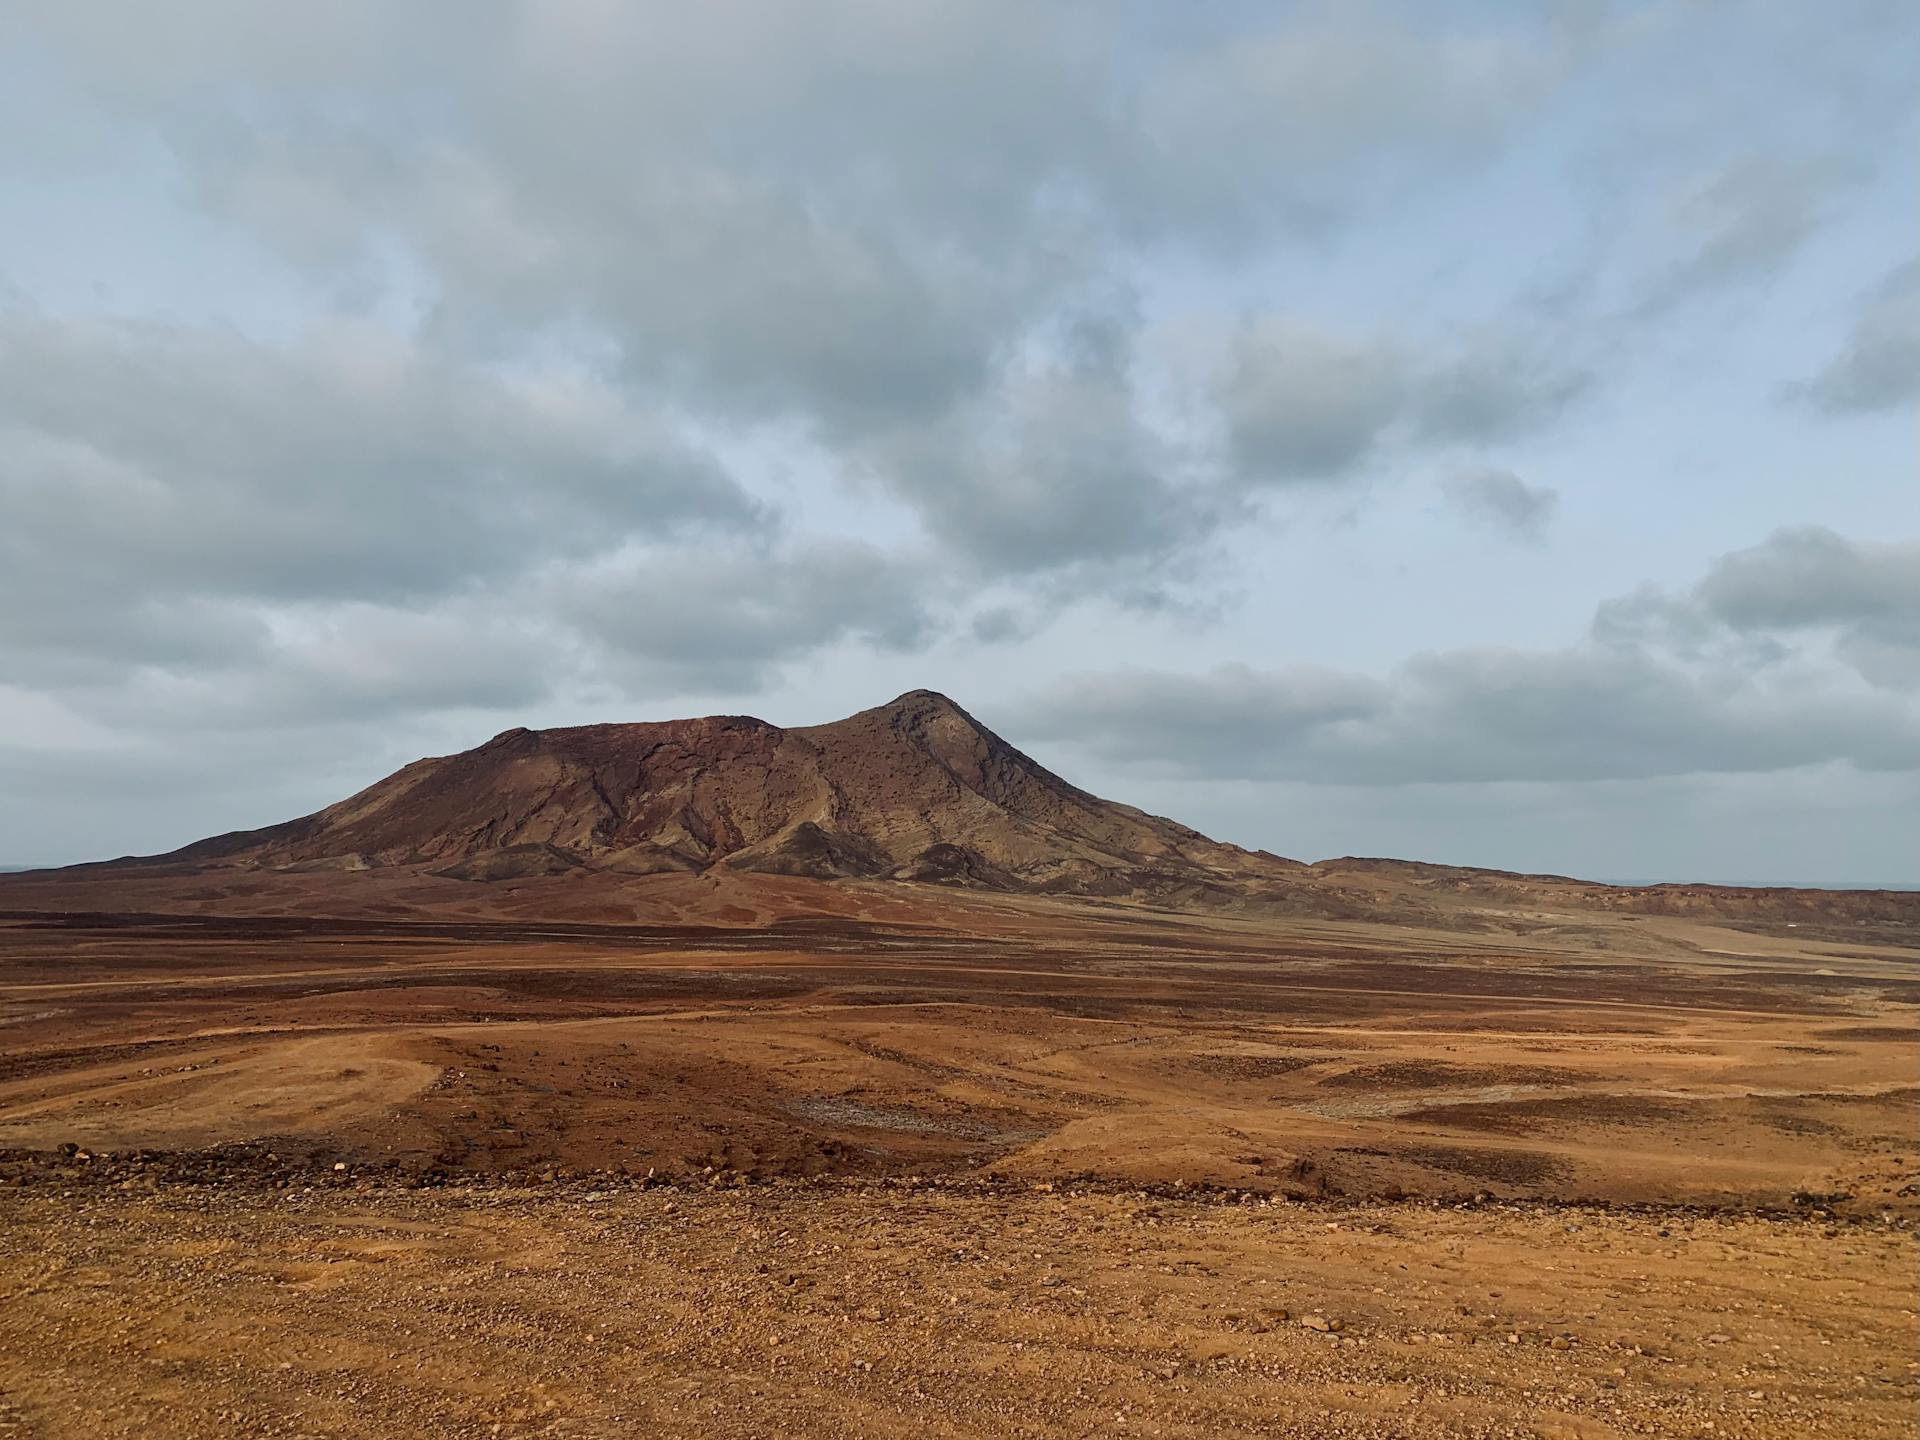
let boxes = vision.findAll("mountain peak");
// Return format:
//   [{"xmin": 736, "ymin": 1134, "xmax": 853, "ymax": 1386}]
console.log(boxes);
[{"xmin": 874, "ymin": 688, "xmax": 968, "ymax": 719}]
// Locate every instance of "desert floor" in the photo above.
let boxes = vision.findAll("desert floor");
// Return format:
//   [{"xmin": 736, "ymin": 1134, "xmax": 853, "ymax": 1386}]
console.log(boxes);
[
  {"xmin": 2, "ymin": 1180, "xmax": 1916, "ymax": 1440},
  {"xmin": 0, "ymin": 885, "xmax": 1915, "ymax": 1436}
]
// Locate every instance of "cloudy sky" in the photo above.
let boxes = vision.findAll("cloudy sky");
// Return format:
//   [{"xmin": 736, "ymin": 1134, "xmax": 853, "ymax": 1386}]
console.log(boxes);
[{"xmin": 3, "ymin": 1, "xmax": 1916, "ymax": 883}]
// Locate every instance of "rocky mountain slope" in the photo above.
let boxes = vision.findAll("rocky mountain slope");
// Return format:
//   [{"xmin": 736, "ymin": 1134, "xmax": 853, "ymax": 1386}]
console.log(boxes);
[{"xmin": 154, "ymin": 690, "xmax": 1301, "ymax": 903}]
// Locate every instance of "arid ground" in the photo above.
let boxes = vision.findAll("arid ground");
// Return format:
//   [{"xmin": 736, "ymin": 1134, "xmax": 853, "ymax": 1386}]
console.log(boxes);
[{"xmin": 1, "ymin": 875, "xmax": 1915, "ymax": 1436}]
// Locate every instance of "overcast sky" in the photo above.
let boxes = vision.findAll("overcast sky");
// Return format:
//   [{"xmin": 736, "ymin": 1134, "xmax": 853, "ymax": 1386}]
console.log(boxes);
[{"xmin": 3, "ymin": 2, "xmax": 1916, "ymax": 883}]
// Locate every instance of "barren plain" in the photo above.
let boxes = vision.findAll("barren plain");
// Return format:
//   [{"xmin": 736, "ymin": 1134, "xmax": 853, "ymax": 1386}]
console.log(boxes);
[{"xmin": 1, "ymin": 865, "xmax": 1915, "ymax": 1438}]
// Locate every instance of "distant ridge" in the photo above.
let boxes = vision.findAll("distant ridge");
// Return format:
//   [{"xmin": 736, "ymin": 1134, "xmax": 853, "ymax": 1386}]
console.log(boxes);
[{"xmin": 1601, "ymin": 879, "xmax": 1920, "ymax": 892}]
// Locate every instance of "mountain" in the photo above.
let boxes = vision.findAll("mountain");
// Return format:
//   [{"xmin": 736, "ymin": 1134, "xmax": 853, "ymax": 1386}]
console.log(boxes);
[
  {"xmin": 32, "ymin": 688, "xmax": 1916, "ymax": 932},
  {"xmin": 150, "ymin": 690, "xmax": 1303, "ymax": 903}
]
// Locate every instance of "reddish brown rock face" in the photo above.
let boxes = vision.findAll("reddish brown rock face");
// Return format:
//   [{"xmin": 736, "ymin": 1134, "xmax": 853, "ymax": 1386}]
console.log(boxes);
[{"xmin": 121, "ymin": 690, "xmax": 1308, "ymax": 903}]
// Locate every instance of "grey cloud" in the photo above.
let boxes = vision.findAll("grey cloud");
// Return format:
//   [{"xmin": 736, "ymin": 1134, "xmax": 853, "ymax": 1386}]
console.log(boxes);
[
  {"xmin": 0, "ymin": 305, "xmax": 942, "ymax": 736},
  {"xmin": 554, "ymin": 539, "xmax": 936, "ymax": 695},
  {"xmin": 0, "ymin": 711, "xmax": 550, "ymax": 865},
  {"xmin": 16, "ymin": 2, "xmax": 1596, "ymax": 585},
  {"xmin": 1412, "ymin": 344, "xmax": 1591, "ymax": 444},
  {"xmin": 1014, "ymin": 649, "xmax": 1917, "ymax": 788},
  {"xmin": 71, "ymin": 602, "xmax": 564, "ymax": 733},
  {"xmin": 1383, "ymin": 646, "xmax": 1913, "ymax": 782},
  {"xmin": 1597, "ymin": 527, "xmax": 1920, "ymax": 689},
  {"xmin": 16, "ymin": 536, "xmax": 936, "ymax": 741},
  {"xmin": 1013, "ymin": 532, "xmax": 1920, "ymax": 785},
  {"xmin": 0, "ymin": 309, "xmax": 789, "ymax": 735},
  {"xmin": 249, "ymin": 611, "xmax": 558, "ymax": 726},
  {"xmin": 1696, "ymin": 526, "xmax": 1920, "ymax": 633},
  {"xmin": 1218, "ymin": 322, "xmax": 1408, "ymax": 484},
  {"xmin": 0, "ymin": 310, "xmax": 757, "ymax": 624},
  {"xmin": 1132, "ymin": 10, "xmax": 1590, "ymax": 243},
  {"xmin": 968, "ymin": 607, "xmax": 1032, "ymax": 645},
  {"xmin": 868, "ymin": 323, "xmax": 1223, "ymax": 579},
  {"xmin": 1442, "ymin": 468, "xmax": 1559, "ymax": 542},
  {"xmin": 1218, "ymin": 322, "xmax": 1590, "ymax": 487},
  {"xmin": 1797, "ymin": 255, "xmax": 1920, "ymax": 414},
  {"xmin": 1013, "ymin": 664, "xmax": 1386, "ymax": 761},
  {"xmin": 1641, "ymin": 154, "xmax": 1856, "ymax": 311},
  {"xmin": 0, "ymin": 598, "xmax": 273, "ymax": 689},
  {"xmin": 860, "ymin": 306, "xmax": 1581, "ymax": 587},
  {"xmin": 41, "ymin": 2, "xmax": 1584, "ymax": 280},
  {"xmin": 0, "ymin": 736, "xmax": 347, "ymax": 863},
  {"xmin": 1702, "ymin": 527, "xmax": 1920, "ymax": 689}
]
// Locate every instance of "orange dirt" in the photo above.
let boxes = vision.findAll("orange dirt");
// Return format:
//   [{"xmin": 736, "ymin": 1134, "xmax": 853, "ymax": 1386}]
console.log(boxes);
[
  {"xmin": 1, "ymin": 1182, "xmax": 1914, "ymax": 1439},
  {"xmin": 0, "ymin": 881, "xmax": 1914, "ymax": 1437}
]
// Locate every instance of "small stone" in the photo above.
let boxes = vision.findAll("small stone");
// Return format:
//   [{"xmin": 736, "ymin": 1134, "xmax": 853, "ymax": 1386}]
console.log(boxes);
[
  {"xmin": 1550, "ymin": 1336, "xmax": 1572, "ymax": 1351},
  {"xmin": 1300, "ymin": 1315, "xmax": 1332, "ymax": 1332},
  {"xmin": 332, "ymin": 1162, "xmax": 348, "ymax": 1173}
]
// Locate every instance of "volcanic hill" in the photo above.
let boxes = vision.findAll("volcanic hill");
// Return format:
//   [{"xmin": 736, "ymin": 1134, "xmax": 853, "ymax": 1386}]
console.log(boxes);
[
  {"xmin": 151, "ymin": 690, "xmax": 1298, "ymax": 904},
  {"xmin": 28, "ymin": 689, "xmax": 1917, "ymax": 932}
]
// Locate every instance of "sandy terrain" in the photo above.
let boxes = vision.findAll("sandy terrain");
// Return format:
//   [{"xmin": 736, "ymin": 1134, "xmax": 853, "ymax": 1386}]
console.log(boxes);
[
  {"xmin": 2, "ymin": 890, "xmax": 1914, "ymax": 1210},
  {"xmin": 0, "ymin": 880, "xmax": 1915, "ymax": 1436},
  {"xmin": 1, "ymin": 1180, "xmax": 1915, "ymax": 1439}
]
